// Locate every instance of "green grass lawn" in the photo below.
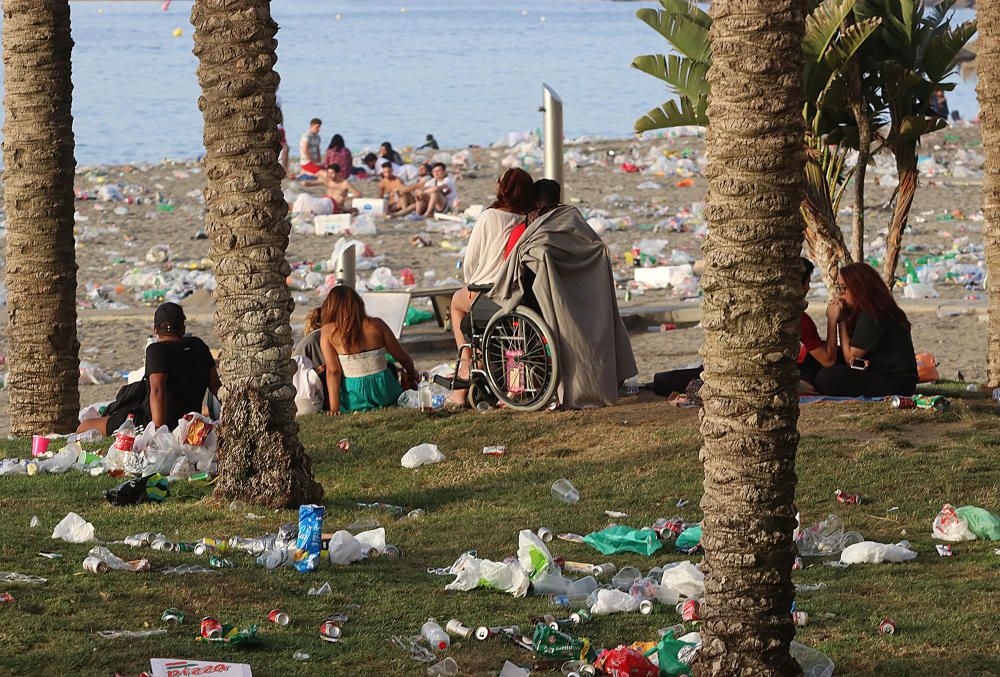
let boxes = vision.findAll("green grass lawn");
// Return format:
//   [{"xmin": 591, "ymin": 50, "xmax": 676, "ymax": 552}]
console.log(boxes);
[{"xmin": 0, "ymin": 388, "xmax": 998, "ymax": 676}]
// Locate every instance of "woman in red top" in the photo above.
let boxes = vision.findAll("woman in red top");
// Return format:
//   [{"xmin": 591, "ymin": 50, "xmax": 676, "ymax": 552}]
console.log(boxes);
[
  {"xmin": 324, "ymin": 134, "xmax": 353, "ymax": 181},
  {"xmin": 798, "ymin": 258, "xmax": 838, "ymax": 390}
]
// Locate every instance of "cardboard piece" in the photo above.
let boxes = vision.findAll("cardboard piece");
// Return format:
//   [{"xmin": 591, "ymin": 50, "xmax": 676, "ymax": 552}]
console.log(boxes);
[
  {"xmin": 360, "ymin": 291, "xmax": 411, "ymax": 338},
  {"xmin": 151, "ymin": 658, "xmax": 252, "ymax": 677}
]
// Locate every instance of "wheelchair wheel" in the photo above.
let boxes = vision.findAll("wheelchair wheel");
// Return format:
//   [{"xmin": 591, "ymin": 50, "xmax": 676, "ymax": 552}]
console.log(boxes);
[
  {"xmin": 482, "ymin": 306, "xmax": 559, "ymax": 412},
  {"xmin": 466, "ymin": 379, "xmax": 497, "ymax": 411}
]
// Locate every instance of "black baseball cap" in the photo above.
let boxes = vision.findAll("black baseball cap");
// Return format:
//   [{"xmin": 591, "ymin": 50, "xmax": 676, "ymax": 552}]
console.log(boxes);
[{"xmin": 153, "ymin": 302, "xmax": 186, "ymax": 334}]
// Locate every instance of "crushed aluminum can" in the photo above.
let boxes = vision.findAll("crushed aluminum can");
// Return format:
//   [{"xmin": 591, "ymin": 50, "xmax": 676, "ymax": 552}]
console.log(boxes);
[
  {"xmin": 483, "ymin": 445, "xmax": 507, "ymax": 457},
  {"xmin": 83, "ymin": 557, "xmax": 108, "ymax": 574},
  {"xmin": 446, "ymin": 619, "xmax": 474, "ymax": 639},
  {"xmin": 209, "ymin": 556, "xmax": 232, "ymax": 568},
  {"xmin": 173, "ymin": 542, "xmax": 195, "ymax": 553},
  {"xmin": 678, "ymin": 599, "xmax": 700, "ymax": 622},
  {"xmin": 319, "ymin": 619, "xmax": 342, "ymax": 642},
  {"xmin": 150, "ymin": 538, "xmax": 174, "ymax": 552},
  {"xmin": 879, "ymin": 617, "xmax": 896, "ymax": 634},
  {"xmin": 592, "ymin": 563, "xmax": 616, "ymax": 578},
  {"xmin": 935, "ymin": 544, "xmax": 953, "ymax": 557},
  {"xmin": 792, "ymin": 556, "xmax": 804, "ymax": 570},
  {"xmin": 475, "ymin": 624, "xmax": 519, "ymax": 641},
  {"xmin": 194, "ymin": 543, "xmax": 216, "ymax": 556},
  {"xmin": 537, "ymin": 527, "xmax": 553, "ymax": 543},
  {"xmin": 639, "ymin": 599, "xmax": 654, "ymax": 615},
  {"xmin": 791, "ymin": 611, "xmax": 809, "ymax": 626},
  {"xmin": 200, "ymin": 617, "xmax": 223, "ymax": 639},
  {"xmin": 835, "ymin": 489, "xmax": 861, "ymax": 505},
  {"xmin": 569, "ymin": 609, "xmax": 593, "ymax": 625},
  {"xmin": 337, "ymin": 438, "xmax": 351, "ymax": 452},
  {"xmin": 268, "ymin": 609, "xmax": 291, "ymax": 626},
  {"xmin": 382, "ymin": 545, "xmax": 402, "ymax": 559},
  {"xmin": 561, "ymin": 561, "xmax": 596, "ymax": 576},
  {"xmin": 161, "ymin": 608, "xmax": 185, "ymax": 625}
]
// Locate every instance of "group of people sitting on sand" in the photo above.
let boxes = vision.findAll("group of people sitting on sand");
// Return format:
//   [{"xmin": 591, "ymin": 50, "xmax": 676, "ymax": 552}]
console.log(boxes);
[
  {"xmin": 284, "ymin": 117, "xmax": 457, "ymax": 220},
  {"xmin": 80, "ymin": 165, "xmax": 920, "ymax": 435}
]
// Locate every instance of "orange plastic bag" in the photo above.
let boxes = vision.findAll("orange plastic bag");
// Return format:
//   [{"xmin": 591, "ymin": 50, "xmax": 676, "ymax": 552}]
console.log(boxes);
[{"xmin": 915, "ymin": 352, "xmax": 940, "ymax": 383}]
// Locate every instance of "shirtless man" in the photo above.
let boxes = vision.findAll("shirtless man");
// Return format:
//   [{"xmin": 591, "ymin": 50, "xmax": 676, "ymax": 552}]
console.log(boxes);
[
  {"xmin": 377, "ymin": 163, "xmax": 417, "ymax": 217},
  {"xmin": 414, "ymin": 163, "xmax": 457, "ymax": 218},
  {"xmin": 292, "ymin": 167, "xmax": 360, "ymax": 215}
]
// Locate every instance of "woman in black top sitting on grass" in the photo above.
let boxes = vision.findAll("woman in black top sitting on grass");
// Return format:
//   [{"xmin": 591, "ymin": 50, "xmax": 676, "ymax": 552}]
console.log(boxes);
[
  {"xmin": 77, "ymin": 302, "xmax": 221, "ymax": 436},
  {"xmin": 815, "ymin": 263, "xmax": 917, "ymax": 397}
]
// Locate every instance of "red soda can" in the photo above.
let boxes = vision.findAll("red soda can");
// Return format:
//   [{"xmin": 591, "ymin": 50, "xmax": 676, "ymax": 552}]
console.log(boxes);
[
  {"xmin": 319, "ymin": 619, "xmax": 342, "ymax": 642},
  {"xmin": 792, "ymin": 557, "xmax": 803, "ymax": 570},
  {"xmin": 879, "ymin": 617, "xmax": 896, "ymax": 634},
  {"xmin": 890, "ymin": 396, "xmax": 916, "ymax": 409},
  {"xmin": 661, "ymin": 323, "xmax": 677, "ymax": 332},
  {"xmin": 200, "ymin": 616, "xmax": 222, "ymax": 639},
  {"xmin": 678, "ymin": 599, "xmax": 700, "ymax": 621},
  {"xmin": 791, "ymin": 611, "xmax": 809, "ymax": 626},
  {"xmin": 835, "ymin": 489, "xmax": 861, "ymax": 505},
  {"xmin": 267, "ymin": 609, "xmax": 290, "ymax": 626}
]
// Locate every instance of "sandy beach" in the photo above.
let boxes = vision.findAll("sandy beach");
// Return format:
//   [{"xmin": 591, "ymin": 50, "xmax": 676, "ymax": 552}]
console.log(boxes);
[{"xmin": 0, "ymin": 125, "xmax": 989, "ymax": 434}]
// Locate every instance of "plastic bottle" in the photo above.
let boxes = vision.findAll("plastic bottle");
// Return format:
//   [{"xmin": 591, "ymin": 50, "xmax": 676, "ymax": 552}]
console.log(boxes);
[
  {"xmin": 421, "ymin": 618, "xmax": 450, "ymax": 651},
  {"xmin": 418, "ymin": 376, "xmax": 433, "ymax": 413},
  {"xmin": 114, "ymin": 414, "xmax": 137, "ymax": 452}
]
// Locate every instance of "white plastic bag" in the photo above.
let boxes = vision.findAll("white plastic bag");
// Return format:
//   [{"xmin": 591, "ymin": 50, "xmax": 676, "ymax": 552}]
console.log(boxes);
[
  {"xmin": 352, "ymin": 213, "xmax": 377, "ymax": 236},
  {"xmin": 87, "ymin": 546, "xmax": 150, "ymax": 572},
  {"xmin": 401, "ymin": 443, "xmax": 445, "ymax": 469},
  {"xmin": 327, "ymin": 530, "xmax": 365, "ymax": 565},
  {"xmin": 52, "ymin": 512, "xmax": 96, "ymax": 543},
  {"xmin": 840, "ymin": 541, "xmax": 918, "ymax": 565},
  {"xmin": 293, "ymin": 355, "xmax": 324, "ymax": 416},
  {"xmin": 38, "ymin": 444, "xmax": 80, "ymax": 474},
  {"xmin": 932, "ymin": 503, "xmax": 976, "ymax": 542},
  {"xmin": 173, "ymin": 413, "xmax": 217, "ymax": 454},
  {"xmin": 168, "ymin": 456, "xmax": 194, "ymax": 481},
  {"xmin": 355, "ymin": 527, "xmax": 386, "ymax": 554},
  {"xmin": 657, "ymin": 561, "xmax": 705, "ymax": 604},
  {"xmin": 516, "ymin": 529, "xmax": 564, "ymax": 593},
  {"xmin": 590, "ymin": 588, "xmax": 639, "ymax": 615},
  {"xmin": 445, "ymin": 552, "xmax": 529, "ymax": 597}
]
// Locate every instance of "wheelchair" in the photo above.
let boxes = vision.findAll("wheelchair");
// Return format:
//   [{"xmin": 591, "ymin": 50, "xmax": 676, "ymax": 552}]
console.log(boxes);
[{"xmin": 434, "ymin": 284, "xmax": 559, "ymax": 411}]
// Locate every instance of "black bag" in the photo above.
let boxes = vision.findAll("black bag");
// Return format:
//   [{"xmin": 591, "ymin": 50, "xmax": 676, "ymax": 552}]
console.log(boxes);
[{"xmin": 104, "ymin": 378, "xmax": 151, "ymax": 425}]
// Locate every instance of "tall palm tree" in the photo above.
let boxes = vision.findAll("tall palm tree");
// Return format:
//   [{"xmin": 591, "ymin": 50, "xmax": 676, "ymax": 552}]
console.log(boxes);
[
  {"xmin": 2, "ymin": 0, "xmax": 80, "ymax": 435},
  {"xmin": 191, "ymin": 0, "xmax": 322, "ymax": 508},
  {"xmin": 694, "ymin": 0, "xmax": 804, "ymax": 673},
  {"xmin": 981, "ymin": 0, "xmax": 1000, "ymax": 388}
]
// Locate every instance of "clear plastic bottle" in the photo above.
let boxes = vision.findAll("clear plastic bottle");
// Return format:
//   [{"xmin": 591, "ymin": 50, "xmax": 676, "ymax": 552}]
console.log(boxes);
[
  {"xmin": 418, "ymin": 376, "xmax": 433, "ymax": 413},
  {"xmin": 114, "ymin": 414, "xmax": 137, "ymax": 452},
  {"xmin": 421, "ymin": 618, "xmax": 450, "ymax": 651}
]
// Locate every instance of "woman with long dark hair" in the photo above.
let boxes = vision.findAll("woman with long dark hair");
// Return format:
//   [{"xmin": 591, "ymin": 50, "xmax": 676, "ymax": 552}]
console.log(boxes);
[
  {"xmin": 815, "ymin": 263, "xmax": 917, "ymax": 397},
  {"xmin": 319, "ymin": 286, "xmax": 418, "ymax": 414},
  {"xmin": 324, "ymin": 134, "xmax": 352, "ymax": 181},
  {"xmin": 446, "ymin": 168, "xmax": 536, "ymax": 405}
]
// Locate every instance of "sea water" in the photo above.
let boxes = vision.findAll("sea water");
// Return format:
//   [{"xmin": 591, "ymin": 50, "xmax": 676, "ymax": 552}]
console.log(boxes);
[{"xmin": 0, "ymin": 1, "xmax": 980, "ymax": 165}]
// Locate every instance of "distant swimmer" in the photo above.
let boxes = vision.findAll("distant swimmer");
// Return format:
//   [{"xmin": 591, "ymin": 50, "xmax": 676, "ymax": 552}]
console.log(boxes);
[{"xmin": 418, "ymin": 134, "xmax": 439, "ymax": 151}]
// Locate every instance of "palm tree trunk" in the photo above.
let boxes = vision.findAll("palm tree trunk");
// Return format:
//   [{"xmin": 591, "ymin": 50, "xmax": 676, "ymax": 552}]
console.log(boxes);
[
  {"xmin": 191, "ymin": 0, "xmax": 322, "ymax": 508},
  {"xmin": 981, "ymin": 2, "xmax": 1000, "ymax": 388},
  {"xmin": 847, "ymin": 61, "xmax": 871, "ymax": 262},
  {"xmin": 2, "ymin": 0, "xmax": 80, "ymax": 435},
  {"xmin": 882, "ymin": 144, "xmax": 917, "ymax": 288},
  {"xmin": 696, "ymin": 0, "xmax": 804, "ymax": 674}
]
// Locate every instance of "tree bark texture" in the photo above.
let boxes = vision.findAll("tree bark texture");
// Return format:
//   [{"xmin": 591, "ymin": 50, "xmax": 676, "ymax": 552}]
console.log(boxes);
[
  {"xmin": 695, "ymin": 0, "xmax": 804, "ymax": 674},
  {"xmin": 981, "ymin": 2, "xmax": 1000, "ymax": 388},
  {"xmin": 847, "ymin": 61, "xmax": 871, "ymax": 263},
  {"xmin": 881, "ymin": 144, "xmax": 917, "ymax": 288},
  {"xmin": 191, "ymin": 0, "xmax": 322, "ymax": 508},
  {"xmin": 801, "ymin": 141, "xmax": 851, "ymax": 291},
  {"xmin": 2, "ymin": 0, "xmax": 80, "ymax": 435}
]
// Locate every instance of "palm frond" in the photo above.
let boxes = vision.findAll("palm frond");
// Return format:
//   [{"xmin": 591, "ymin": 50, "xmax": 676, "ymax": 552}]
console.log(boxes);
[
  {"xmin": 825, "ymin": 17, "xmax": 882, "ymax": 71},
  {"xmin": 636, "ymin": 8, "xmax": 711, "ymax": 63},
  {"xmin": 631, "ymin": 54, "xmax": 710, "ymax": 101},
  {"xmin": 922, "ymin": 20, "xmax": 977, "ymax": 84},
  {"xmin": 634, "ymin": 96, "xmax": 708, "ymax": 134},
  {"xmin": 654, "ymin": 0, "xmax": 711, "ymax": 29},
  {"xmin": 803, "ymin": 0, "xmax": 856, "ymax": 63}
]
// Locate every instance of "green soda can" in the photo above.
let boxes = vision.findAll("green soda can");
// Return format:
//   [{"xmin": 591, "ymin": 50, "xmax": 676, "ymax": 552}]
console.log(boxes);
[
  {"xmin": 189, "ymin": 472, "xmax": 210, "ymax": 482},
  {"xmin": 531, "ymin": 623, "xmax": 592, "ymax": 661},
  {"xmin": 569, "ymin": 608, "xmax": 593, "ymax": 625},
  {"xmin": 209, "ymin": 556, "xmax": 232, "ymax": 568},
  {"xmin": 162, "ymin": 608, "xmax": 185, "ymax": 625},
  {"xmin": 173, "ymin": 542, "xmax": 195, "ymax": 553}
]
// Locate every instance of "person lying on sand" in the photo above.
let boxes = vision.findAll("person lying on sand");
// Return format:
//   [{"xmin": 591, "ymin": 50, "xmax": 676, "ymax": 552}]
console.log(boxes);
[{"xmin": 292, "ymin": 168, "xmax": 360, "ymax": 216}]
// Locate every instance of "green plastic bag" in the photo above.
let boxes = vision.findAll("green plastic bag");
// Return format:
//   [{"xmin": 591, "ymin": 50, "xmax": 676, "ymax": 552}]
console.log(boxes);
[
  {"xmin": 404, "ymin": 307, "xmax": 435, "ymax": 326},
  {"xmin": 583, "ymin": 525, "xmax": 663, "ymax": 556},
  {"xmin": 644, "ymin": 635, "xmax": 697, "ymax": 676},
  {"xmin": 956, "ymin": 506, "xmax": 1000, "ymax": 540},
  {"xmin": 675, "ymin": 525, "xmax": 702, "ymax": 552}
]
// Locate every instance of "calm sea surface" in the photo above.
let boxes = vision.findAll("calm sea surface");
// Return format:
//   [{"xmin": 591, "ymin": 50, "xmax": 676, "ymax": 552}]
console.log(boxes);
[{"xmin": 0, "ymin": 1, "xmax": 980, "ymax": 164}]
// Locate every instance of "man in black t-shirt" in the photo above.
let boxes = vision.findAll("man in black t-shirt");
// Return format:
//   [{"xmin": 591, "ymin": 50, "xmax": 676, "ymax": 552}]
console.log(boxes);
[{"xmin": 77, "ymin": 303, "xmax": 221, "ymax": 436}]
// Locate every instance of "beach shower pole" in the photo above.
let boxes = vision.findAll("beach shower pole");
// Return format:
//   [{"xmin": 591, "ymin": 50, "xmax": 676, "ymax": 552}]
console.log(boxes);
[{"xmin": 541, "ymin": 84, "xmax": 564, "ymax": 200}]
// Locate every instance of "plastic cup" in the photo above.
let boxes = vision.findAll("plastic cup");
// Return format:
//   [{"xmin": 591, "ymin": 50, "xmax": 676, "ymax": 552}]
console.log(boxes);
[
  {"xmin": 31, "ymin": 435, "xmax": 50, "ymax": 458},
  {"xmin": 551, "ymin": 478, "xmax": 580, "ymax": 504}
]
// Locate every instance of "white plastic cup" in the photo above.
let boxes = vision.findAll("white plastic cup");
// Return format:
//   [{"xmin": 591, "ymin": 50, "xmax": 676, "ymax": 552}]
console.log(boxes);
[
  {"xmin": 426, "ymin": 657, "xmax": 459, "ymax": 677},
  {"xmin": 551, "ymin": 478, "xmax": 580, "ymax": 504}
]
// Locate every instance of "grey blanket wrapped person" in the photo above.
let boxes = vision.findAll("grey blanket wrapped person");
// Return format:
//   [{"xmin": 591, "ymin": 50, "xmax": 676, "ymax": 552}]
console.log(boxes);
[{"xmin": 491, "ymin": 204, "xmax": 637, "ymax": 408}]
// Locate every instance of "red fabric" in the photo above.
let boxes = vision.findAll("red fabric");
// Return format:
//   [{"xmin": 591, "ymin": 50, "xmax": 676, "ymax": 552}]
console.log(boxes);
[
  {"xmin": 324, "ymin": 196, "xmax": 342, "ymax": 214},
  {"xmin": 798, "ymin": 313, "xmax": 822, "ymax": 363},
  {"xmin": 300, "ymin": 161, "xmax": 322, "ymax": 176},
  {"xmin": 504, "ymin": 223, "xmax": 527, "ymax": 260}
]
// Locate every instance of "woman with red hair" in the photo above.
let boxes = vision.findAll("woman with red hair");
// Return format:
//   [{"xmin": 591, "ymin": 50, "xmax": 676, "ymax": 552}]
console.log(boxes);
[
  {"xmin": 815, "ymin": 263, "xmax": 917, "ymax": 397},
  {"xmin": 447, "ymin": 168, "xmax": 536, "ymax": 405}
]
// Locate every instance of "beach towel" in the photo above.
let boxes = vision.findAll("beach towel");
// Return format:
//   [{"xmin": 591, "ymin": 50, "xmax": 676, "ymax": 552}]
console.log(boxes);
[{"xmin": 491, "ymin": 204, "xmax": 637, "ymax": 408}]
